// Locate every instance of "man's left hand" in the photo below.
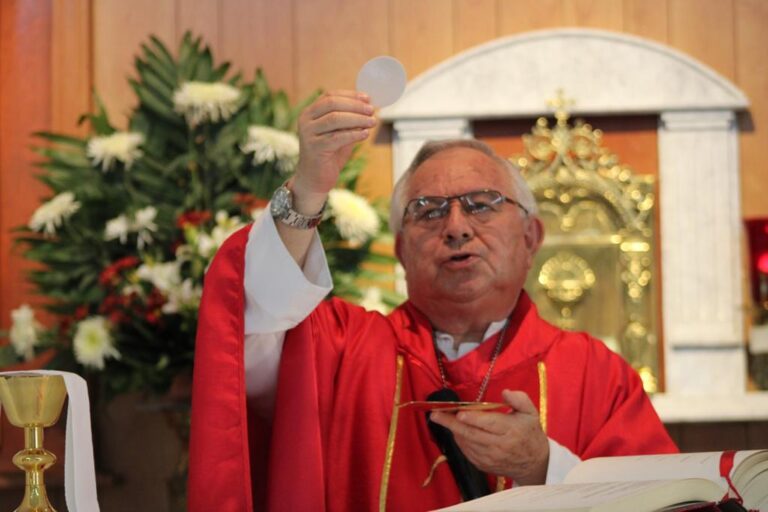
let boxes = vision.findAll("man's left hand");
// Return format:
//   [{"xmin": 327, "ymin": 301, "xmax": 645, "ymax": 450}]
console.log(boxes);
[{"xmin": 429, "ymin": 389, "xmax": 549, "ymax": 485}]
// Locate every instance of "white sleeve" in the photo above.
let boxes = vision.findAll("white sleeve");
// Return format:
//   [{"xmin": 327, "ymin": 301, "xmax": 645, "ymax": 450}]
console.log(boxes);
[
  {"xmin": 242, "ymin": 213, "xmax": 332, "ymax": 414},
  {"xmin": 544, "ymin": 437, "xmax": 582, "ymax": 485},
  {"xmin": 244, "ymin": 212, "xmax": 332, "ymax": 334}
]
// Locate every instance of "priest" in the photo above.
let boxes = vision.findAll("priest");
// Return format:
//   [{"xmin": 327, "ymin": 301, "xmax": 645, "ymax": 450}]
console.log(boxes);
[{"xmin": 188, "ymin": 90, "xmax": 677, "ymax": 512}]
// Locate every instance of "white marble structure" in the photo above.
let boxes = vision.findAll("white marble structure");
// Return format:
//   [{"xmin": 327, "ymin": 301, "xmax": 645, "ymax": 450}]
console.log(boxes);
[{"xmin": 380, "ymin": 28, "xmax": 768, "ymax": 421}]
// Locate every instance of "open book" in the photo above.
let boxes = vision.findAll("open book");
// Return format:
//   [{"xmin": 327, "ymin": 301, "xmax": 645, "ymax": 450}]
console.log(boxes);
[{"xmin": 436, "ymin": 450, "xmax": 768, "ymax": 512}]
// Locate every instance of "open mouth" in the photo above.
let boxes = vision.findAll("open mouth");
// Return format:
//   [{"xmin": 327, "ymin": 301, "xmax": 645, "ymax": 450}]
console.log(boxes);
[{"xmin": 448, "ymin": 253, "xmax": 472, "ymax": 262}]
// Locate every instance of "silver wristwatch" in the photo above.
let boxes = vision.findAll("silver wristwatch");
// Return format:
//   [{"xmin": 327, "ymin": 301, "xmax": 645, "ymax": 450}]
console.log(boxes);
[{"xmin": 270, "ymin": 183, "xmax": 326, "ymax": 229}]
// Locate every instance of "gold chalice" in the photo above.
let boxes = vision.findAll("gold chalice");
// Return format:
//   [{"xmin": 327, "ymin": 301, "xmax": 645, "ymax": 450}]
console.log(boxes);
[{"xmin": 0, "ymin": 374, "xmax": 67, "ymax": 512}]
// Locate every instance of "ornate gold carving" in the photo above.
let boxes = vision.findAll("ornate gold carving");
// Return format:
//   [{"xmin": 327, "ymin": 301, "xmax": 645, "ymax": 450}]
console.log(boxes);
[
  {"xmin": 538, "ymin": 251, "xmax": 596, "ymax": 328},
  {"xmin": 517, "ymin": 91, "xmax": 660, "ymax": 392}
]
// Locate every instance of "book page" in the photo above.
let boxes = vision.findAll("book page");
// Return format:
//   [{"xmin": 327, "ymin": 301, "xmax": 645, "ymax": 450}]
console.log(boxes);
[
  {"xmin": 564, "ymin": 450, "xmax": 767, "ymax": 493},
  {"xmin": 434, "ymin": 479, "xmax": 721, "ymax": 512},
  {"xmin": 564, "ymin": 452, "xmax": 726, "ymax": 488}
]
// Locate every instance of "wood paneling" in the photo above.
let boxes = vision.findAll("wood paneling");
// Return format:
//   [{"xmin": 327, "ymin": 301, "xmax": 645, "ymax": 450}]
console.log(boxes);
[
  {"xmin": 391, "ymin": 0, "xmax": 453, "ymax": 79},
  {"xmin": 294, "ymin": 0, "xmax": 389, "ymax": 98},
  {"xmin": 622, "ymin": 0, "xmax": 668, "ymax": 44},
  {"xmin": 735, "ymin": 0, "xmax": 768, "ymax": 218},
  {"xmin": 669, "ymin": 0, "xmax": 736, "ymax": 81},
  {"xmin": 563, "ymin": 0, "xmax": 624, "ymax": 29},
  {"xmin": 219, "ymin": 0, "xmax": 295, "ymax": 99},
  {"xmin": 176, "ymin": 0, "xmax": 219, "ymax": 47},
  {"xmin": 92, "ymin": 0, "xmax": 175, "ymax": 126},
  {"xmin": 51, "ymin": 0, "xmax": 91, "ymax": 135},
  {"xmin": 453, "ymin": 0, "xmax": 498, "ymax": 53},
  {"xmin": 0, "ymin": 0, "xmax": 52, "ymax": 331},
  {"xmin": 498, "ymin": 0, "xmax": 564, "ymax": 35}
]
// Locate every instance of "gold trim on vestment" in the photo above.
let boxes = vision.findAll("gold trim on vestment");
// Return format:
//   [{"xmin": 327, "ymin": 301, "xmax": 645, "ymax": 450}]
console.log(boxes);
[
  {"xmin": 538, "ymin": 361, "xmax": 548, "ymax": 434},
  {"xmin": 379, "ymin": 354, "xmax": 405, "ymax": 512},
  {"xmin": 421, "ymin": 455, "xmax": 447, "ymax": 487}
]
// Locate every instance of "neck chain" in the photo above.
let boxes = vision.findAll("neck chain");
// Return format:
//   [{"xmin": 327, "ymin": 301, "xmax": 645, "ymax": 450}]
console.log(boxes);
[{"xmin": 433, "ymin": 319, "xmax": 510, "ymax": 402}]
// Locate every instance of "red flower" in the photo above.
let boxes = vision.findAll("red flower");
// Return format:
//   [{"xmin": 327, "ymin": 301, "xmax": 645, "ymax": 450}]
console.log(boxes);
[
  {"xmin": 176, "ymin": 210, "xmax": 211, "ymax": 228},
  {"xmin": 99, "ymin": 256, "xmax": 140, "ymax": 287},
  {"xmin": 234, "ymin": 193, "xmax": 268, "ymax": 213},
  {"xmin": 145, "ymin": 310, "xmax": 161, "ymax": 325},
  {"xmin": 108, "ymin": 311, "xmax": 129, "ymax": 325}
]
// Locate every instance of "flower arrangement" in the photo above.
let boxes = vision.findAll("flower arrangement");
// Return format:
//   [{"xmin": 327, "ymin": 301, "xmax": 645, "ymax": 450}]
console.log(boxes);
[{"xmin": 0, "ymin": 33, "xmax": 399, "ymax": 397}]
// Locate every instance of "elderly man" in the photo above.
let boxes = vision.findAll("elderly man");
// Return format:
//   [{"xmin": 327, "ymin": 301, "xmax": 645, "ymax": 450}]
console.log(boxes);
[{"xmin": 188, "ymin": 91, "xmax": 676, "ymax": 512}]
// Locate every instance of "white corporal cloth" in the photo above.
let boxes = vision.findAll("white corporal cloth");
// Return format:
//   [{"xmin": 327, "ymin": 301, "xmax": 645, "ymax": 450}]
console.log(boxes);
[{"xmin": 0, "ymin": 370, "xmax": 100, "ymax": 511}]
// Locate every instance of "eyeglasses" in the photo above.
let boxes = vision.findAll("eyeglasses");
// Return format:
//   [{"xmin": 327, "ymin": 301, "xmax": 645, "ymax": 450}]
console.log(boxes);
[{"xmin": 403, "ymin": 189, "xmax": 529, "ymax": 225}]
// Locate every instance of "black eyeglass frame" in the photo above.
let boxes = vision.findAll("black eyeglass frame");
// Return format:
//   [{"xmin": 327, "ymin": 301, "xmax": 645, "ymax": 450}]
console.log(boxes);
[{"xmin": 402, "ymin": 189, "xmax": 529, "ymax": 224}]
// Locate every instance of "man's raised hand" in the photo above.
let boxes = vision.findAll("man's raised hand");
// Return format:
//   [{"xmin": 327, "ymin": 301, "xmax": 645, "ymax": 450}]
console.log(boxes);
[{"xmin": 292, "ymin": 90, "xmax": 376, "ymax": 208}]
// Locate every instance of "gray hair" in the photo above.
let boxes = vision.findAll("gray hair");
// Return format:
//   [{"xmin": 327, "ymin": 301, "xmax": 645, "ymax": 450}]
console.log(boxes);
[{"xmin": 388, "ymin": 139, "xmax": 538, "ymax": 232}]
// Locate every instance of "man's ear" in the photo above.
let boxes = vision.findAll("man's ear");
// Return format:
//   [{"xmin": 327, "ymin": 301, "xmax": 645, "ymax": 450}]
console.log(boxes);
[
  {"xmin": 524, "ymin": 216, "xmax": 545, "ymax": 254},
  {"xmin": 394, "ymin": 233, "xmax": 404, "ymax": 264}
]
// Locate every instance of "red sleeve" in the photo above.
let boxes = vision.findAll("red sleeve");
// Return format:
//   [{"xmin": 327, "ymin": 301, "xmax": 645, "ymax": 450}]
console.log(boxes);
[
  {"xmin": 546, "ymin": 333, "xmax": 678, "ymax": 459},
  {"xmin": 188, "ymin": 225, "xmax": 255, "ymax": 512}
]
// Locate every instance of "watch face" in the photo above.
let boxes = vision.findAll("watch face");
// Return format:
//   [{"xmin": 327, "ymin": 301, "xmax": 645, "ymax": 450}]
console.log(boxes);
[{"xmin": 270, "ymin": 186, "xmax": 292, "ymax": 217}]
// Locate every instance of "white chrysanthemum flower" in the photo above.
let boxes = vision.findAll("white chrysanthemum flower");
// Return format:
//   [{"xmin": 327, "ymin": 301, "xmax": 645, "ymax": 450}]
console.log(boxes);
[
  {"xmin": 162, "ymin": 279, "xmax": 202, "ymax": 314},
  {"xmin": 87, "ymin": 132, "xmax": 144, "ymax": 171},
  {"xmin": 121, "ymin": 283, "xmax": 142, "ymax": 297},
  {"xmin": 73, "ymin": 316, "xmax": 120, "ymax": 370},
  {"xmin": 28, "ymin": 192, "xmax": 81, "ymax": 235},
  {"xmin": 241, "ymin": 125, "xmax": 299, "ymax": 173},
  {"xmin": 173, "ymin": 81, "xmax": 241, "ymax": 126},
  {"xmin": 134, "ymin": 206, "xmax": 158, "ymax": 249},
  {"xmin": 9, "ymin": 304, "xmax": 42, "ymax": 361},
  {"xmin": 104, "ymin": 214, "xmax": 131, "ymax": 243},
  {"xmin": 195, "ymin": 211, "xmax": 245, "ymax": 258},
  {"xmin": 359, "ymin": 287, "xmax": 389, "ymax": 315},
  {"xmin": 103, "ymin": 207, "xmax": 158, "ymax": 248},
  {"xmin": 195, "ymin": 233, "xmax": 216, "ymax": 259},
  {"xmin": 327, "ymin": 189, "xmax": 380, "ymax": 244},
  {"xmin": 211, "ymin": 211, "xmax": 245, "ymax": 245},
  {"xmin": 136, "ymin": 261, "xmax": 181, "ymax": 295}
]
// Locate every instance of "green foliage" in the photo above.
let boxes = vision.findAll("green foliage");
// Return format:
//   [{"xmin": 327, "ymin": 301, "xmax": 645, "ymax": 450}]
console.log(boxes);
[{"xmin": 7, "ymin": 33, "xmax": 398, "ymax": 398}]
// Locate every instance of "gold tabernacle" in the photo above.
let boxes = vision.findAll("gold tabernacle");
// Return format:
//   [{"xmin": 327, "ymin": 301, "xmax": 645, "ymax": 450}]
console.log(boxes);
[{"xmin": 516, "ymin": 91, "xmax": 660, "ymax": 393}]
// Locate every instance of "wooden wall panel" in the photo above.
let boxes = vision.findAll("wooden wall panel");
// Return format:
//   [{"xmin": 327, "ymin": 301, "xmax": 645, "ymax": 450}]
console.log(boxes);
[
  {"xmin": 453, "ymin": 0, "xmax": 498, "ymax": 53},
  {"xmin": 391, "ymin": 0, "xmax": 453, "ymax": 79},
  {"xmin": 92, "ymin": 0, "xmax": 175, "ymax": 126},
  {"xmin": 0, "ymin": 0, "xmax": 52, "ymax": 332},
  {"xmin": 175, "ymin": 0, "xmax": 219, "ymax": 48},
  {"xmin": 668, "ymin": 0, "xmax": 736, "ymax": 81},
  {"xmin": 735, "ymin": 0, "xmax": 768, "ymax": 218},
  {"xmin": 498, "ymin": 0, "xmax": 564, "ymax": 35},
  {"xmin": 219, "ymin": 0, "xmax": 295, "ymax": 99},
  {"xmin": 294, "ymin": 0, "xmax": 389, "ymax": 98},
  {"xmin": 51, "ymin": 0, "xmax": 91, "ymax": 135},
  {"xmin": 563, "ymin": 0, "xmax": 624, "ymax": 29},
  {"xmin": 622, "ymin": 0, "xmax": 668, "ymax": 43}
]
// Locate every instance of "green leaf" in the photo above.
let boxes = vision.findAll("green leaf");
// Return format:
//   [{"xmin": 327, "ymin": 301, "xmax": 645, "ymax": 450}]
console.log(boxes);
[
  {"xmin": 0, "ymin": 345, "xmax": 22, "ymax": 367},
  {"xmin": 33, "ymin": 132, "xmax": 87, "ymax": 148},
  {"xmin": 148, "ymin": 35, "xmax": 176, "ymax": 70},
  {"xmin": 143, "ymin": 51, "xmax": 178, "ymax": 88}
]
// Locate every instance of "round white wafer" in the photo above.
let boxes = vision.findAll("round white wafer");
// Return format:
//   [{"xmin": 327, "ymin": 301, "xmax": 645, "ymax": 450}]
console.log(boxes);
[{"xmin": 355, "ymin": 56, "xmax": 406, "ymax": 108}]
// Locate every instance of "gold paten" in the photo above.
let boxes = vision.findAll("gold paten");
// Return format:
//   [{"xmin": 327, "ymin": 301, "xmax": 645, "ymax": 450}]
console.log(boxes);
[
  {"xmin": 0, "ymin": 374, "xmax": 67, "ymax": 512},
  {"xmin": 515, "ymin": 91, "xmax": 659, "ymax": 392}
]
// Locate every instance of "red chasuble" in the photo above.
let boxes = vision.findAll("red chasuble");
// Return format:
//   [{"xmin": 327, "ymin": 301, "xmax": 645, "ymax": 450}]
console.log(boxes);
[{"xmin": 188, "ymin": 226, "xmax": 677, "ymax": 512}]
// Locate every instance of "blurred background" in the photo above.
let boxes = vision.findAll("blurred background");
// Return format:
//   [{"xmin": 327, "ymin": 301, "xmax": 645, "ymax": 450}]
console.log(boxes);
[{"xmin": 1, "ymin": 1, "xmax": 768, "ymax": 510}]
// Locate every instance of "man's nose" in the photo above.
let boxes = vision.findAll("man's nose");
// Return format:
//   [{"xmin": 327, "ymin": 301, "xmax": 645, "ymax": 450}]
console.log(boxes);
[{"xmin": 441, "ymin": 201, "xmax": 474, "ymax": 245}]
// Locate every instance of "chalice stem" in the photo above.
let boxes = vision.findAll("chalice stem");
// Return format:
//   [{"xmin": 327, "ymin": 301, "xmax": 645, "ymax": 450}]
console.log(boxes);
[{"xmin": 13, "ymin": 425, "xmax": 57, "ymax": 512}]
